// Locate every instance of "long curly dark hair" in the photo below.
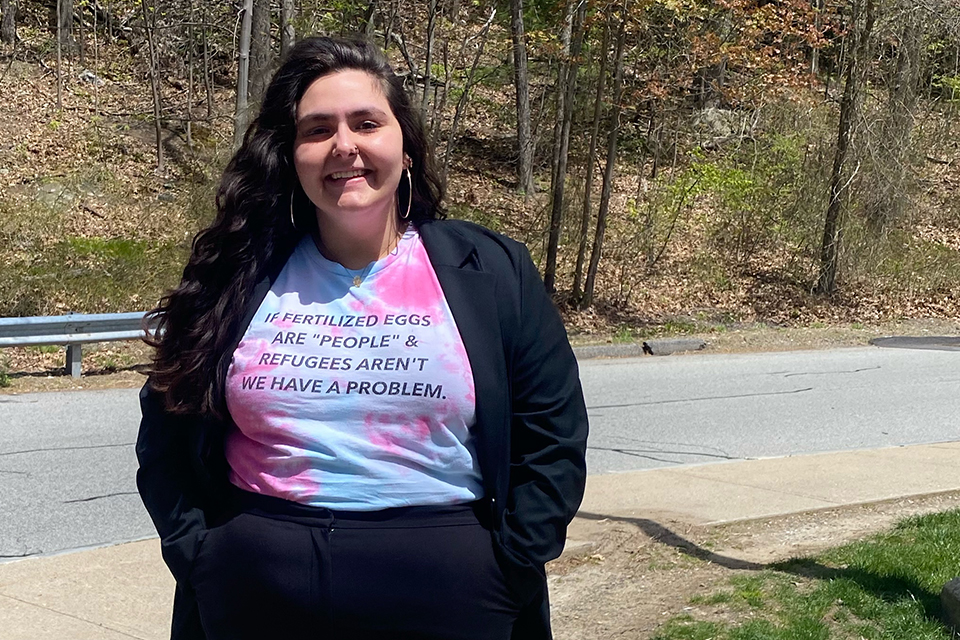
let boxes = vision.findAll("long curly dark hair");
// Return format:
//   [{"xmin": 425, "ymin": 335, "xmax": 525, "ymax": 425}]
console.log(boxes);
[{"xmin": 146, "ymin": 36, "xmax": 445, "ymax": 417}]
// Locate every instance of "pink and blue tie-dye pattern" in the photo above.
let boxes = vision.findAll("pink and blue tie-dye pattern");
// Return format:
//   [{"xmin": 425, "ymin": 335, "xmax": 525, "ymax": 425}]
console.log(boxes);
[{"xmin": 224, "ymin": 229, "xmax": 482, "ymax": 509}]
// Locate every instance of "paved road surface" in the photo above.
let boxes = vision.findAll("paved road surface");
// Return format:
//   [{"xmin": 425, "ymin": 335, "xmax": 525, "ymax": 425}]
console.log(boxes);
[
  {"xmin": 0, "ymin": 389, "xmax": 144, "ymax": 559},
  {"xmin": 1, "ymin": 345, "xmax": 957, "ymax": 558},
  {"xmin": 582, "ymin": 346, "xmax": 960, "ymax": 473}
]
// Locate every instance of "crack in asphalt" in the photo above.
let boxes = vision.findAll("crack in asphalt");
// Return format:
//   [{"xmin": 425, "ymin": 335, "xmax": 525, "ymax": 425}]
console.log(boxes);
[
  {"xmin": 588, "ymin": 387, "xmax": 813, "ymax": 410},
  {"xmin": 0, "ymin": 550, "xmax": 39, "ymax": 559},
  {"xmin": 63, "ymin": 491, "xmax": 139, "ymax": 504},
  {"xmin": 784, "ymin": 366, "xmax": 881, "ymax": 377},
  {"xmin": 597, "ymin": 436, "xmax": 734, "ymax": 458},
  {"xmin": 589, "ymin": 445, "xmax": 741, "ymax": 464},
  {"xmin": 0, "ymin": 442, "xmax": 133, "ymax": 457}
]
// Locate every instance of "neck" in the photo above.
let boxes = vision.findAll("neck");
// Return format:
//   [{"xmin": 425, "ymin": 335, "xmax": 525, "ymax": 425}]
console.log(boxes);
[{"xmin": 313, "ymin": 212, "xmax": 404, "ymax": 270}]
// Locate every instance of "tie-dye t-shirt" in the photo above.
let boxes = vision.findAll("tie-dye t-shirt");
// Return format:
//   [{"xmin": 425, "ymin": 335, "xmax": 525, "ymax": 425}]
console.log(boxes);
[{"xmin": 223, "ymin": 227, "xmax": 482, "ymax": 510}]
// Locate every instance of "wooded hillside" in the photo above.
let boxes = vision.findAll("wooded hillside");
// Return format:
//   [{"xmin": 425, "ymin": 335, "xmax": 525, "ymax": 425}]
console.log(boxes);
[{"xmin": 1, "ymin": 0, "xmax": 959, "ymax": 337}]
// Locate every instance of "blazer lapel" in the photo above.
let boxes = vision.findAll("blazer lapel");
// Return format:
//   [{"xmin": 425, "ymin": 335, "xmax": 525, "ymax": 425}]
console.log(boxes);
[{"xmin": 419, "ymin": 221, "xmax": 510, "ymax": 500}]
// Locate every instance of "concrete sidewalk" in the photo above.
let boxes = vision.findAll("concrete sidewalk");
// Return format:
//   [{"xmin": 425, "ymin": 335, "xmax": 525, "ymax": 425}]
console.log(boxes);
[{"xmin": 4, "ymin": 441, "xmax": 960, "ymax": 640}]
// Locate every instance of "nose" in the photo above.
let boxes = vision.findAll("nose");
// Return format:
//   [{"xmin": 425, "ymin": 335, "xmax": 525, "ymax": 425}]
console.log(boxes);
[{"xmin": 332, "ymin": 124, "xmax": 358, "ymax": 157}]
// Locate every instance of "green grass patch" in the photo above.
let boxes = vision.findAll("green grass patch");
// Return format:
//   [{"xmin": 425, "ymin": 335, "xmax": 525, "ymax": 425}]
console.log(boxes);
[
  {"xmin": 0, "ymin": 356, "xmax": 11, "ymax": 388},
  {"xmin": 0, "ymin": 234, "xmax": 186, "ymax": 317},
  {"xmin": 612, "ymin": 325, "xmax": 635, "ymax": 343},
  {"xmin": 653, "ymin": 509, "xmax": 960, "ymax": 640},
  {"xmin": 656, "ymin": 615, "xmax": 726, "ymax": 640},
  {"xmin": 28, "ymin": 345, "xmax": 60, "ymax": 354}
]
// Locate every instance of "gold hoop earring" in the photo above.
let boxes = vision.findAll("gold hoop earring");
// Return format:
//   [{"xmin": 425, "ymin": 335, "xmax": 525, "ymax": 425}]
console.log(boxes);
[
  {"xmin": 400, "ymin": 167, "xmax": 412, "ymax": 220},
  {"xmin": 289, "ymin": 192, "xmax": 297, "ymax": 231}
]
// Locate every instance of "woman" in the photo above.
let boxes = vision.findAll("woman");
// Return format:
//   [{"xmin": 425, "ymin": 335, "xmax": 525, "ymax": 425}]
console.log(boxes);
[{"xmin": 137, "ymin": 36, "xmax": 587, "ymax": 640}]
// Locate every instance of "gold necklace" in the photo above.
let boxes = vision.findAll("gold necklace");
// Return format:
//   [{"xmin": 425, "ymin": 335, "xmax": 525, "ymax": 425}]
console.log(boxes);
[
  {"xmin": 314, "ymin": 224, "xmax": 407, "ymax": 287},
  {"xmin": 352, "ymin": 263, "xmax": 374, "ymax": 287}
]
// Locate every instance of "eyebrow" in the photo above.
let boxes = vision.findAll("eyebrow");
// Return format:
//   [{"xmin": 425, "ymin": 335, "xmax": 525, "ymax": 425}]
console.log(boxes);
[{"xmin": 297, "ymin": 108, "xmax": 390, "ymax": 126}]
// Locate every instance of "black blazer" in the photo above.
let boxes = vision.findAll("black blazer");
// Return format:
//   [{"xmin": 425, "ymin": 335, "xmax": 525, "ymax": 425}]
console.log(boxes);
[{"xmin": 136, "ymin": 219, "xmax": 589, "ymax": 639}]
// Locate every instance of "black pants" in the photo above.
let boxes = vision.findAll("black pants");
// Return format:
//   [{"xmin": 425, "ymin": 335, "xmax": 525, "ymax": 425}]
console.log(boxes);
[{"xmin": 189, "ymin": 491, "xmax": 524, "ymax": 640}]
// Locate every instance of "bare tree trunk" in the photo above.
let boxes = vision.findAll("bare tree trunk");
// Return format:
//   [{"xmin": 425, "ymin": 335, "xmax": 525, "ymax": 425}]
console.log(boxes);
[
  {"xmin": 363, "ymin": 0, "xmax": 378, "ymax": 36},
  {"xmin": 816, "ymin": 0, "xmax": 876, "ymax": 295},
  {"xmin": 549, "ymin": 2, "xmax": 574, "ymax": 193},
  {"xmin": 867, "ymin": 2, "xmax": 919, "ymax": 230},
  {"xmin": 91, "ymin": 0, "xmax": 102, "ymax": 165},
  {"xmin": 140, "ymin": 0, "xmax": 164, "ymax": 171},
  {"xmin": 421, "ymin": 0, "xmax": 439, "ymax": 115},
  {"xmin": 56, "ymin": 0, "xmax": 63, "ymax": 110},
  {"xmin": 430, "ymin": 37, "xmax": 450, "ymax": 147},
  {"xmin": 203, "ymin": 6, "xmax": 213, "ymax": 120},
  {"xmin": 434, "ymin": 0, "xmax": 471, "ymax": 146},
  {"xmin": 440, "ymin": 8, "xmax": 496, "ymax": 187},
  {"xmin": 281, "ymin": 0, "xmax": 296, "ymax": 57},
  {"xmin": 573, "ymin": 15, "xmax": 610, "ymax": 299},
  {"xmin": 544, "ymin": 0, "xmax": 586, "ymax": 293},
  {"xmin": 234, "ymin": 0, "xmax": 253, "ymax": 148},
  {"xmin": 77, "ymin": 1, "xmax": 84, "ymax": 66},
  {"xmin": 186, "ymin": 0, "xmax": 195, "ymax": 148},
  {"xmin": 58, "ymin": 0, "xmax": 73, "ymax": 51},
  {"xmin": 382, "ymin": 0, "xmax": 399, "ymax": 50},
  {"xmin": 249, "ymin": 0, "xmax": 272, "ymax": 106},
  {"xmin": 583, "ymin": 2, "xmax": 628, "ymax": 309},
  {"xmin": 510, "ymin": 0, "xmax": 534, "ymax": 195},
  {"xmin": 811, "ymin": 0, "xmax": 824, "ymax": 75},
  {"xmin": 429, "ymin": 0, "xmax": 464, "ymax": 146},
  {"xmin": 1, "ymin": 0, "xmax": 16, "ymax": 45}
]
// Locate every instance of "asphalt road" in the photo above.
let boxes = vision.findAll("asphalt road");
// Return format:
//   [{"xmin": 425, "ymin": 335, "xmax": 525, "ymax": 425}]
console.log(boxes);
[
  {"xmin": 0, "ymin": 389, "xmax": 144, "ymax": 560},
  {"xmin": 582, "ymin": 346, "xmax": 960, "ymax": 473},
  {"xmin": 1, "ymin": 344, "xmax": 958, "ymax": 559}
]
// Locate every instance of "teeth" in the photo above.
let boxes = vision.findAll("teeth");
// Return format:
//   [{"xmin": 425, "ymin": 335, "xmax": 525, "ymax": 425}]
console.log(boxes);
[{"xmin": 330, "ymin": 170, "xmax": 367, "ymax": 180}]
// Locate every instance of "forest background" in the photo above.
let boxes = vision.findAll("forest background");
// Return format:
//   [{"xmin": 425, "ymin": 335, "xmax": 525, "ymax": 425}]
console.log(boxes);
[{"xmin": 1, "ymin": 0, "xmax": 959, "ymax": 353}]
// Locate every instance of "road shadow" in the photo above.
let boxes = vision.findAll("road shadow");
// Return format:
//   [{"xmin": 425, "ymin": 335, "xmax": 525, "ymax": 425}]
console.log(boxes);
[
  {"xmin": 576, "ymin": 510, "xmax": 948, "ymax": 631},
  {"xmin": 577, "ymin": 511, "xmax": 765, "ymax": 570}
]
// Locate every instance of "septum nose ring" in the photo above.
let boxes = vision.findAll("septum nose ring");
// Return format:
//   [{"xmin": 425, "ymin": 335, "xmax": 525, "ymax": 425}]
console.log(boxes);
[{"xmin": 334, "ymin": 144, "xmax": 359, "ymax": 157}]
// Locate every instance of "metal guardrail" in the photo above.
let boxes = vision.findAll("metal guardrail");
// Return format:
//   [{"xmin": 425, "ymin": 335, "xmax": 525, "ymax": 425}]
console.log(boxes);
[{"xmin": 0, "ymin": 312, "xmax": 150, "ymax": 378}]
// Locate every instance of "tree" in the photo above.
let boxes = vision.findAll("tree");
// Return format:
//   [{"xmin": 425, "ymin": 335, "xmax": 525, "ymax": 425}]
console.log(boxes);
[
  {"xmin": 202, "ymin": 4, "xmax": 214, "ymax": 120},
  {"xmin": 583, "ymin": 1, "xmax": 628, "ymax": 308},
  {"xmin": 363, "ymin": 0, "xmax": 378, "ymax": 36},
  {"xmin": 235, "ymin": 0, "xmax": 254, "ymax": 148},
  {"xmin": 573, "ymin": 14, "xmax": 611, "ymax": 300},
  {"xmin": 865, "ymin": 1, "xmax": 921, "ymax": 230},
  {"xmin": 421, "ymin": 0, "xmax": 439, "ymax": 114},
  {"xmin": 58, "ymin": 0, "xmax": 73, "ymax": 51},
  {"xmin": 510, "ymin": 0, "xmax": 535, "ymax": 195},
  {"xmin": 440, "ymin": 8, "xmax": 497, "ymax": 186},
  {"xmin": 186, "ymin": 0, "xmax": 196, "ymax": 148},
  {"xmin": 1, "ymin": 0, "xmax": 16, "ymax": 45},
  {"xmin": 816, "ymin": 0, "xmax": 877, "ymax": 295},
  {"xmin": 55, "ymin": 0, "xmax": 64, "ymax": 109},
  {"xmin": 140, "ymin": 0, "xmax": 164, "ymax": 171},
  {"xmin": 281, "ymin": 0, "xmax": 296, "ymax": 58},
  {"xmin": 543, "ymin": 0, "xmax": 586, "ymax": 293},
  {"xmin": 249, "ymin": 0, "xmax": 272, "ymax": 106}
]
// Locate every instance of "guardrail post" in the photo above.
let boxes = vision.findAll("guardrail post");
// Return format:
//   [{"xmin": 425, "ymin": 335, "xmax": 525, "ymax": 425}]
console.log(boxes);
[
  {"xmin": 0, "ymin": 311, "xmax": 152, "ymax": 380},
  {"xmin": 66, "ymin": 344, "xmax": 82, "ymax": 378}
]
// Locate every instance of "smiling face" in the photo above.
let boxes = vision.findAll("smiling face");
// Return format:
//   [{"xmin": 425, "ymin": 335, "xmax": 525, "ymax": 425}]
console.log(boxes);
[{"xmin": 293, "ymin": 70, "xmax": 406, "ymax": 234}]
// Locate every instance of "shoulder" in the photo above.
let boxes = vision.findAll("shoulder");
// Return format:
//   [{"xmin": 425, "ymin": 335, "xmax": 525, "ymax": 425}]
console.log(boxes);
[{"xmin": 417, "ymin": 218, "xmax": 531, "ymax": 275}]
